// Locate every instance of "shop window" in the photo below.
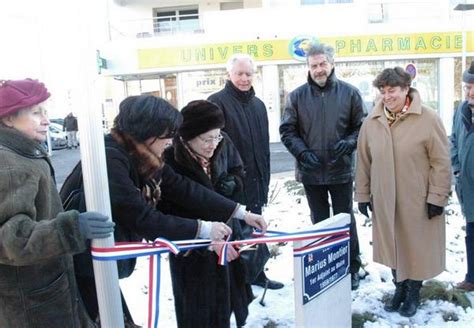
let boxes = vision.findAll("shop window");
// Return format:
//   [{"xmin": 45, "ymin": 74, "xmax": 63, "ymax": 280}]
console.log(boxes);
[
  {"xmin": 454, "ymin": 56, "xmax": 474, "ymax": 107},
  {"xmin": 279, "ymin": 64, "xmax": 306, "ymax": 118},
  {"xmin": 153, "ymin": 7, "xmax": 199, "ymax": 35},
  {"xmin": 179, "ymin": 68, "xmax": 263, "ymax": 109},
  {"xmin": 337, "ymin": 59, "xmax": 439, "ymax": 113},
  {"xmin": 180, "ymin": 69, "xmax": 227, "ymax": 106},
  {"xmin": 124, "ymin": 75, "xmax": 178, "ymax": 108},
  {"xmin": 279, "ymin": 59, "xmax": 440, "ymax": 116}
]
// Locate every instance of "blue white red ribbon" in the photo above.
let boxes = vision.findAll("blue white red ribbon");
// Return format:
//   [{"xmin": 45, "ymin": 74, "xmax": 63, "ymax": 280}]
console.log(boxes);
[
  {"xmin": 147, "ymin": 254, "xmax": 160, "ymax": 328},
  {"xmin": 91, "ymin": 225, "xmax": 349, "ymax": 328},
  {"xmin": 217, "ymin": 234, "xmax": 232, "ymax": 266},
  {"xmin": 293, "ymin": 229, "xmax": 350, "ymax": 256}
]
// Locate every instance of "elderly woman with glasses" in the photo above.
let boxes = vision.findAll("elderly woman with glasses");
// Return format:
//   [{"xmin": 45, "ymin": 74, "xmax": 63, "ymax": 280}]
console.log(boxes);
[
  {"xmin": 160, "ymin": 100, "xmax": 252, "ymax": 328},
  {"xmin": 355, "ymin": 67, "xmax": 451, "ymax": 317}
]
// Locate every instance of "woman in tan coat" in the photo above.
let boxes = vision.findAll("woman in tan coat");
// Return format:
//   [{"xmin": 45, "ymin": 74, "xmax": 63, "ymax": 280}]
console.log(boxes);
[{"xmin": 354, "ymin": 67, "xmax": 451, "ymax": 317}]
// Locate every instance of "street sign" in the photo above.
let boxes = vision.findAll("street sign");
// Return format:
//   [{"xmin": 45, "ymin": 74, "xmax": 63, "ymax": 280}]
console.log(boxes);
[
  {"xmin": 405, "ymin": 63, "xmax": 417, "ymax": 80},
  {"xmin": 96, "ymin": 50, "xmax": 107, "ymax": 74}
]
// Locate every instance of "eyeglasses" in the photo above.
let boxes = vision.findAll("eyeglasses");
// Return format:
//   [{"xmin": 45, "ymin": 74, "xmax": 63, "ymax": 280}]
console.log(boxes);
[
  {"xmin": 158, "ymin": 128, "xmax": 177, "ymax": 139},
  {"xmin": 463, "ymin": 84, "xmax": 473, "ymax": 93},
  {"xmin": 198, "ymin": 134, "xmax": 223, "ymax": 145}
]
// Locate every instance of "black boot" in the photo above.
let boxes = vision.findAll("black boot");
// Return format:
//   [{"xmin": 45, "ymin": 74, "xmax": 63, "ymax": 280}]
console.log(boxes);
[
  {"xmin": 252, "ymin": 271, "xmax": 284, "ymax": 290},
  {"xmin": 399, "ymin": 279, "xmax": 422, "ymax": 317},
  {"xmin": 384, "ymin": 270, "xmax": 406, "ymax": 312},
  {"xmin": 351, "ymin": 272, "xmax": 360, "ymax": 291}
]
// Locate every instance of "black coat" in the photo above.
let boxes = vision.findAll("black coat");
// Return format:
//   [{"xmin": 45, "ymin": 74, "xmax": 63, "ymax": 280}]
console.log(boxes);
[
  {"xmin": 60, "ymin": 135, "xmax": 240, "ymax": 278},
  {"xmin": 63, "ymin": 115, "xmax": 78, "ymax": 132},
  {"xmin": 208, "ymin": 81, "xmax": 270, "ymax": 213},
  {"xmin": 280, "ymin": 71, "xmax": 366, "ymax": 185},
  {"xmin": 161, "ymin": 134, "xmax": 253, "ymax": 328}
]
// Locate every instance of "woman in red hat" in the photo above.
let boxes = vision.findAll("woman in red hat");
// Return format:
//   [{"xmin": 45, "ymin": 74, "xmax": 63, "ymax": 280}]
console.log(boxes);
[{"xmin": 0, "ymin": 79, "xmax": 114, "ymax": 328}]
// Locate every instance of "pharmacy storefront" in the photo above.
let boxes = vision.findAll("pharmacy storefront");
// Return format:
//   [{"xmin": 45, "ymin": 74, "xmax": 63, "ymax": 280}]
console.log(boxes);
[{"xmin": 106, "ymin": 31, "xmax": 473, "ymax": 141}]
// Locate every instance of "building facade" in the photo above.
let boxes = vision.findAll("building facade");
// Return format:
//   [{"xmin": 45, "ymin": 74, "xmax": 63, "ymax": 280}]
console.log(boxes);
[{"xmin": 101, "ymin": 0, "xmax": 474, "ymax": 141}]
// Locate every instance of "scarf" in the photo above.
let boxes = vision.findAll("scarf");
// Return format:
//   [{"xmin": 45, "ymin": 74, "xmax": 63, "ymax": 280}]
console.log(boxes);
[
  {"xmin": 111, "ymin": 128, "xmax": 163, "ymax": 204},
  {"xmin": 182, "ymin": 139, "xmax": 212, "ymax": 178},
  {"xmin": 384, "ymin": 96, "xmax": 411, "ymax": 127}
]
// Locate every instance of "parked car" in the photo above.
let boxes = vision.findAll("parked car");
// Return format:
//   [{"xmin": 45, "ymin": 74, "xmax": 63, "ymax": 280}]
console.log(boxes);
[
  {"xmin": 47, "ymin": 123, "xmax": 68, "ymax": 150},
  {"xmin": 49, "ymin": 118, "xmax": 64, "ymax": 126}
]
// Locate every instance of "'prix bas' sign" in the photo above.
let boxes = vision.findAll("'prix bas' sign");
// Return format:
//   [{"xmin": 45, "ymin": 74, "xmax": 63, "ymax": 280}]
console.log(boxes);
[{"xmin": 302, "ymin": 241, "xmax": 349, "ymax": 304}]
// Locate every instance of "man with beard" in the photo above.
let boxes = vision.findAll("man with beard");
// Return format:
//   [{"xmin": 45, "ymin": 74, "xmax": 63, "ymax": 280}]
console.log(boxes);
[{"xmin": 280, "ymin": 43, "xmax": 366, "ymax": 290}]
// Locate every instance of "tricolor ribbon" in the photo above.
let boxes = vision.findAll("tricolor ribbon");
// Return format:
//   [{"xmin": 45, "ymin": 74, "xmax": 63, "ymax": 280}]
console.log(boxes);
[
  {"xmin": 217, "ymin": 234, "xmax": 232, "ymax": 266},
  {"xmin": 91, "ymin": 225, "xmax": 349, "ymax": 328}
]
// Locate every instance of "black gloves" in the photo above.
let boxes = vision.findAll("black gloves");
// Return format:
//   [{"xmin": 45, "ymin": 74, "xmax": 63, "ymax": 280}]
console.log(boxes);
[
  {"xmin": 427, "ymin": 203, "xmax": 444, "ymax": 219},
  {"xmin": 358, "ymin": 202, "xmax": 372, "ymax": 217},
  {"xmin": 216, "ymin": 174, "xmax": 237, "ymax": 197},
  {"xmin": 298, "ymin": 150, "xmax": 321, "ymax": 171},
  {"xmin": 333, "ymin": 140, "xmax": 352, "ymax": 158}
]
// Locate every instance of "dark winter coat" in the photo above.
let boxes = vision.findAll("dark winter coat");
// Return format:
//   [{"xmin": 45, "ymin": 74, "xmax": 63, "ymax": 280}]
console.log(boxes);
[
  {"xmin": 208, "ymin": 81, "xmax": 270, "ymax": 213},
  {"xmin": 451, "ymin": 100, "xmax": 474, "ymax": 221},
  {"xmin": 60, "ymin": 134, "xmax": 240, "ymax": 277},
  {"xmin": 280, "ymin": 71, "xmax": 366, "ymax": 185},
  {"xmin": 63, "ymin": 115, "xmax": 78, "ymax": 132},
  {"xmin": 161, "ymin": 133, "xmax": 253, "ymax": 328},
  {"xmin": 0, "ymin": 126, "xmax": 93, "ymax": 328}
]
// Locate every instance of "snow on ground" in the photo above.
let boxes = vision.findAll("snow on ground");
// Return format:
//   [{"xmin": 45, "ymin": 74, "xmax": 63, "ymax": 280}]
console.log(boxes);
[{"xmin": 120, "ymin": 172, "xmax": 474, "ymax": 327}]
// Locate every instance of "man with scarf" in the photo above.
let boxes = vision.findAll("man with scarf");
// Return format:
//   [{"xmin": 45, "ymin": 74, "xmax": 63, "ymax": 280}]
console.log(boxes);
[
  {"xmin": 280, "ymin": 43, "xmax": 365, "ymax": 290},
  {"xmin": 208, "ymin": 54, "xmax": 283, "ymax": 290}
]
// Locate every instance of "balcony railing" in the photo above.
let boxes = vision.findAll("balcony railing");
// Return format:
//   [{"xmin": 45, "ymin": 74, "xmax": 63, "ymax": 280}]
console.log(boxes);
[{"xmin": 109, "ymin": 14, "xmax": 203, "ymax": 40}]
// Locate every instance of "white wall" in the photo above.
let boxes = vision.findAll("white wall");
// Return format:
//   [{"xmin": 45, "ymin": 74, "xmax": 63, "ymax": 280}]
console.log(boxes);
[
  {"xmin": 1, "ymin": 0, "xmax": 109, "ymax": 120},
  {"xmin": 262, "ymin": 65, "xmax": 281, "ymax": 142},
  {"xmin": 439, "ymin": 57, "xmax": 455, "ymax": 135}
]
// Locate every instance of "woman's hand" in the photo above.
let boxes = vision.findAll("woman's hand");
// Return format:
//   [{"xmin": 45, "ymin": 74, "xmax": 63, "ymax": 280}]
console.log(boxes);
[
  {"xmin": 210, "ymin": 242, "xmax": 240, "ymax": 262},
  {"xmin": 209, "ymin": 222, "xmax": 232, "ymax": 241},
  {"xmin": 243, "ymin": 212, "xmax": 267, "ymax": 233}
]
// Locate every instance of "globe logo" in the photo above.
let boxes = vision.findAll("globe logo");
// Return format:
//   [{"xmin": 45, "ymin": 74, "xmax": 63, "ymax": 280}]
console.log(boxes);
[{"xmin": 289, "ymin": 36, "xmax": 319, "ymax": 61}]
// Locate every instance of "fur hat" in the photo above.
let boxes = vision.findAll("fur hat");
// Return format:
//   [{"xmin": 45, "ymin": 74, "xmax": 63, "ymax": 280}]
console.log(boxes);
[
  {"xmin": 463, "ymin": 61, "xmax": 474, "ymax": 84},
  {"xmin": 179, "ymin": 100, "xmax": 225, "ymax": 141},
  {"xmin": 0, "ymin": 79, "xmax": 50, "ymax": 118}
]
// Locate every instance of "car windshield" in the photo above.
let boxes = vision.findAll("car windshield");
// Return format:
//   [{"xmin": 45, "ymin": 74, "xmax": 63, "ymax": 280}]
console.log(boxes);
[{"xmin": 49, "ymin": 123, "xmax": 63, "ymax": 133}]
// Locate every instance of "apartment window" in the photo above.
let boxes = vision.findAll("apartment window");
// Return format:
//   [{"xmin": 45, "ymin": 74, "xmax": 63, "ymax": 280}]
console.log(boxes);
[
  {"xmin": 153, "ymin": 7, "xmax": 199, "ymax": 34},
  {"xmin": 301, "ymin": 0, "xmax": 352, "ymax": 4}
]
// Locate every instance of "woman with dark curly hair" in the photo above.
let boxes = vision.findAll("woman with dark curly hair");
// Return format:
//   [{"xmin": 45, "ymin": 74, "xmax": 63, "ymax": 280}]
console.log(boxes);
[
  {"xmin": 355, "ymin": 67, "xmax": 451, "ymax": 317},
  {"xmin": 61, "ymin": 95, "xmax": 266, "ymax": 326}
]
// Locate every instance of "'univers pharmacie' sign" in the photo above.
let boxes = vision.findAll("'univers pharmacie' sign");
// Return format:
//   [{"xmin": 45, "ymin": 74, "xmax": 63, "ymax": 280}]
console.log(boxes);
[{"xmin": 137, "ymin": 31, "xmax": 472, "ymax": 69}]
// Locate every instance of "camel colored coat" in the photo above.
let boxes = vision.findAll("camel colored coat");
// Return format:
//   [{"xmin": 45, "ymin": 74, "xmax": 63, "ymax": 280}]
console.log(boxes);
[{"xmin": 355, "ymin": 88, "xmax": 451, "ymax": 282}]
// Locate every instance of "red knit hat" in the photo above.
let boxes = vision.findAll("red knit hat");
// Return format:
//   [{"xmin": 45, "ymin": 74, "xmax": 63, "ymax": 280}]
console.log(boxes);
[{"xmin": 0, "ymin": 79, "xmax": 50, "ymax": 118}]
